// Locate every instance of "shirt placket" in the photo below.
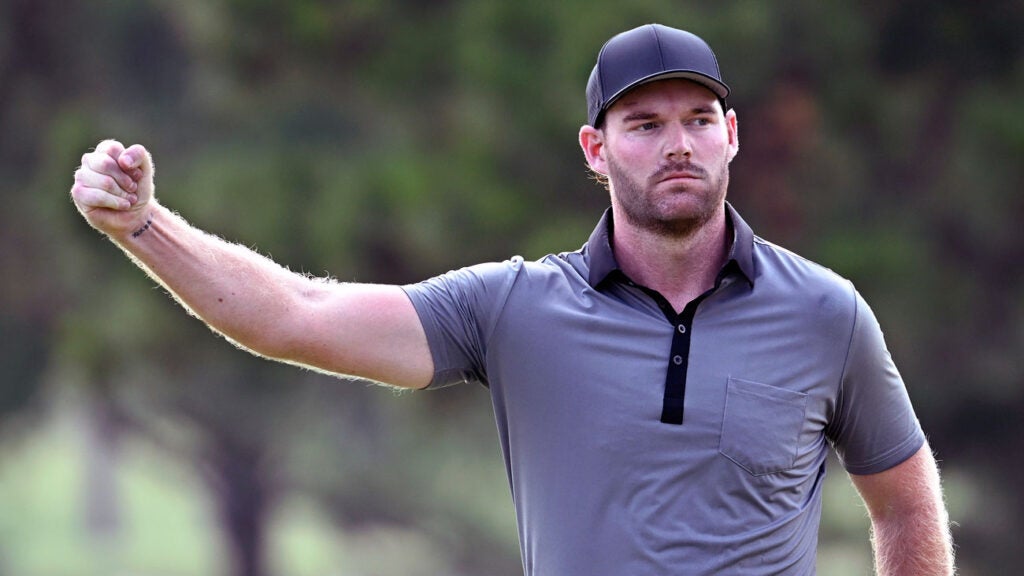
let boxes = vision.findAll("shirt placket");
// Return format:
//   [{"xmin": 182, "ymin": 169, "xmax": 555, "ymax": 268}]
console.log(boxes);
[
  {"xmin": 629, "ymin": 265, "xmax": 737, "ymax": 425},
  {"xmin": 641, "ymin": 288, "xmax": 713, "ymax": 425}
]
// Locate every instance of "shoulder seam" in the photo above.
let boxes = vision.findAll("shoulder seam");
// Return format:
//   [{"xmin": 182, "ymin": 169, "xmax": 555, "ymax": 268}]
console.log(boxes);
[
  {"xmin": 828, "ymin": 279, "xmax": 859, "ymax": 439},
  {"xmin": 482, "ymin": 257, "xmax": 528, "ymax": 348}
]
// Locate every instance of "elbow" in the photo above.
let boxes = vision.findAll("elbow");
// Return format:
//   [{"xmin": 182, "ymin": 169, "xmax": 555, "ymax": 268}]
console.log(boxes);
[
  {"xmin": 255, "ymin": 282, "xmax": 337, "ymax": 368},
  {"xmin": 216, "ymin": 283, "xmax": 319, "ymax": 364}
]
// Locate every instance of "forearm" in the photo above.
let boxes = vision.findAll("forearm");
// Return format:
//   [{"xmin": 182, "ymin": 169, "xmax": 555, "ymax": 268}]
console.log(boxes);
[
  {"xmin": 112, "ymin": 202, "xmax": 318, "ymax": 360},
  {"xmin": 870, "ymin": 506, "xmax": 955, "ymax": 576},
  {"xmin": 857, "ymin": 445, "xmax": 955, "ymax": 576}
]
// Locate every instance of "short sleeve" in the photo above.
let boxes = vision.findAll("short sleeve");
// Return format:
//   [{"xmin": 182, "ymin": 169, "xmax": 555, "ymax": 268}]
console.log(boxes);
[
  {"xmin": 827, "ymin": 290, "xmax": 925, "ymax": 475},
  {"xmin": 401, "ymin": 258, "xmax": 523, "ymax": 389}
]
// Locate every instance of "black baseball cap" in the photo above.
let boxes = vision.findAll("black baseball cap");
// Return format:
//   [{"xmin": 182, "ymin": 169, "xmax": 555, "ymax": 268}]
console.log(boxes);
[{"xmin": 586, "ymin": 24, "xmax": 730, "ymax": 127}]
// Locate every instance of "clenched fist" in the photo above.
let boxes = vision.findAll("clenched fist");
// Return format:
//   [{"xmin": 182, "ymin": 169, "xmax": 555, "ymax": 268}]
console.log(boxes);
[{"xmin": 71, "ymin": 140, "xmax": 155, "ymax": 239}]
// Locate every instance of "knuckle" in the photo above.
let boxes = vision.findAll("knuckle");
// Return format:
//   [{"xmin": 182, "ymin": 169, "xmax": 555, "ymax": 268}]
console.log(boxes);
[
  {"xmin": 98, "ymin": 139, "xmax": 123, "ymax": 152},
  {"xmin": 70, "ymin": 183, "xmax": 87, "ymax": 201}
]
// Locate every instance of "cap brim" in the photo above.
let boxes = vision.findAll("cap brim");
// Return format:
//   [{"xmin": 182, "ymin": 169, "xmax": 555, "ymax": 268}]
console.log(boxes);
[{"xmin": 603, "ymin": 70, "xmax": 730, "ymax": 114}]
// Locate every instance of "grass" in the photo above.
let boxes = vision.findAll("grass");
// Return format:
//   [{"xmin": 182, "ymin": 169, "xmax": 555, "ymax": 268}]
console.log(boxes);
[{"xmin": 0, "ymin": 393, "xmax": 358, "ymax": 576}]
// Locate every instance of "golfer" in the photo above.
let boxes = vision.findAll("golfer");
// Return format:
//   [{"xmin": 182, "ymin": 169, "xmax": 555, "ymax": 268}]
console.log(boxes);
[{"xmin": 70, "ymin": 23, "xmax": 954, "ymax": 576}]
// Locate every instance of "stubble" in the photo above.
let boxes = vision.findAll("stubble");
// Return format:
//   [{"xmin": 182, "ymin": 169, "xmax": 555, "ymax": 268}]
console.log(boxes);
[{"xmin": 607, "ymin": 154, "xmax": 731, "ymax": 239}]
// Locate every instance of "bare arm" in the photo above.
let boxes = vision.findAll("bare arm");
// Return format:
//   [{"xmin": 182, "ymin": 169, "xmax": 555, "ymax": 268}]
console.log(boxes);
[
  {"xmin": 850, "ymin": 442, "xmax": 955, "ymax": 576},
  {"xmin": 70, "ymin": 140, "xmax": 433, "ymax": 389}
]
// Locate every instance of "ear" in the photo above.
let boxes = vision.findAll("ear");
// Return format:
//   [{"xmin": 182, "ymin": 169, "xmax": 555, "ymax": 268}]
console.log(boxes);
[
  {"xmin": 725, "ymin": 108, "xmax": 739, "ymax": 163},
  {"xmin": 579, "ymin": 125, "xmax": 609, "ymax": 176}
]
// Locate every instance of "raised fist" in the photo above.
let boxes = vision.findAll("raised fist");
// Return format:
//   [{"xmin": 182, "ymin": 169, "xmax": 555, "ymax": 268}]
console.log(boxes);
[{"xmin": 71, "ymin": 139, "xmax": 155, "ymax": 239}]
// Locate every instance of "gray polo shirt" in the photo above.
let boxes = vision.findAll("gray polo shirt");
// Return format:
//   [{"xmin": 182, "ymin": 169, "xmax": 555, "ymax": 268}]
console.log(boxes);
[{"xmin": 403, "ymin": 204, "xmax": 924, "ymax": 576}]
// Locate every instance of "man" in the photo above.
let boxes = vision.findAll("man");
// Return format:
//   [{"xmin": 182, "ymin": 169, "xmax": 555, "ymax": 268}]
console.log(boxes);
[{"xmin": 71, "ymin": 23, "xmax": 953, "ymax": 575}]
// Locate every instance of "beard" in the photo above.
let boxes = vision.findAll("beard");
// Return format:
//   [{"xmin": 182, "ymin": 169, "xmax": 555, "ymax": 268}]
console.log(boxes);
[{"xmin": 607, "ymin": 154, "xmax": 730, "ymax": 239}]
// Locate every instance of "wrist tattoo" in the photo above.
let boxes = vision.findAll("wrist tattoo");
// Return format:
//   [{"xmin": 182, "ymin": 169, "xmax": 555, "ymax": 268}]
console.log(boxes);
[{"xmin": 131, "ymin": 215, "xmax": 153, "ymax": 238}]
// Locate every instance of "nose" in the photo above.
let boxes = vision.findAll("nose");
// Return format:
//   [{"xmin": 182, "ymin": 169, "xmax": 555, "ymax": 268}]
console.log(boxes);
[{"xmin": 663, "ymin": 123, "xmax": 692, "ymax": 159}]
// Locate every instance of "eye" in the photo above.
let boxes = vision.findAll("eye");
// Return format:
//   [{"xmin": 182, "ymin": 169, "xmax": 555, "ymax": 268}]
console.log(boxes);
[{"xmin": 637, "ymin": 122, "xmax": 658, "ymax": 131}]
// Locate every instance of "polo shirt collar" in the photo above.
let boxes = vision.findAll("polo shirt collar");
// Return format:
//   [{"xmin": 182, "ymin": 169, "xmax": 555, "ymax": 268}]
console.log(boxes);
[{"xmin": 585, "ymin": 202, "xmax": 756, "ymax": 289}]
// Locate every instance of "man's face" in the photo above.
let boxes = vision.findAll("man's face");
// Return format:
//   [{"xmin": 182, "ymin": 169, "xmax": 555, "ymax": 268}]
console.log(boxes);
[{"xmin": 581, "ymin": 79, "xmax": 739, "ymax": 238}]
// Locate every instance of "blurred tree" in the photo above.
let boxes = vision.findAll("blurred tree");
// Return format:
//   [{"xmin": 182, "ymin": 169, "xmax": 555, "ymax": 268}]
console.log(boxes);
[{"xmin": 0, "ymin": 0, "xmax": 78, "ymax": 437}]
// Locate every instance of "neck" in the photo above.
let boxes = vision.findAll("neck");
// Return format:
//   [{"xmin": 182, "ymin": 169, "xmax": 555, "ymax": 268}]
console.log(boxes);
[{"xmin": 612, "ymin": 204, "xmax": 730, "ymax": 312}]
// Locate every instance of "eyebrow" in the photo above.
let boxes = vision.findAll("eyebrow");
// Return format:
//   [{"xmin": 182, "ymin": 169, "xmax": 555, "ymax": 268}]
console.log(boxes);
[{"xmin": 620, "ymin": 111, "xmax": 659, "ymax": 123}]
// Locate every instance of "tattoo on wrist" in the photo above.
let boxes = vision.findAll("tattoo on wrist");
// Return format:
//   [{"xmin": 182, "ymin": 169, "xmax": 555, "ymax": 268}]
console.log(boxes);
[{"xmin": 131, "ymin": 216, "xmax": 153, "ymax": 238}]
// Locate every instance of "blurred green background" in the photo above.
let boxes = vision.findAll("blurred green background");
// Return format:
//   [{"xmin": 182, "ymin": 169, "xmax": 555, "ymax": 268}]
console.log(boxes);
[{"xmin": 1, "ymin": 0, "xmax": 1021, "ymax": 574}]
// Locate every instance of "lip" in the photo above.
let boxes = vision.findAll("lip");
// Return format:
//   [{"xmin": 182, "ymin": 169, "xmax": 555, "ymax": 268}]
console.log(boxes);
[{"xmin": 657, "ymin": 172, "xmax": 702, "ymax": 183}]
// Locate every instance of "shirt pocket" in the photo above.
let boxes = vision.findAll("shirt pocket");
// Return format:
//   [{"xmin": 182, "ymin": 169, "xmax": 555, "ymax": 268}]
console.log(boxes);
[{"xmin": 718, "ymin": 377, "xmax": 809, "ymax": 476}]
